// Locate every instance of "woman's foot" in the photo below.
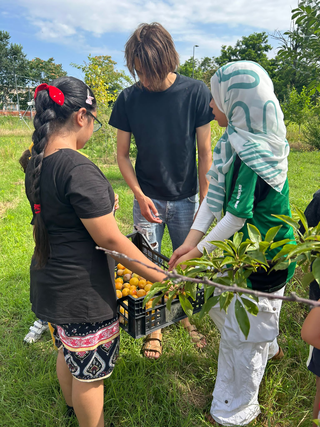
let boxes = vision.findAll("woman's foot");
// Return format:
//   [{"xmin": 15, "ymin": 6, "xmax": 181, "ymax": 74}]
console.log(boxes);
[
  {"xmin": 205, "ymin": 413, "xmax": 220, "ymax": 425},
  {"xmin": 180, "ymin": 317, "xmax": 207, "ymax": 348},
  {"xmin": 141, "ymin": 331, "xmax": 162, "ymax": 359}
]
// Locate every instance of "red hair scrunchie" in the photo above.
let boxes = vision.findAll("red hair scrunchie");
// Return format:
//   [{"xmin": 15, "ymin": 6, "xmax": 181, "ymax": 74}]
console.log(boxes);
[
  {"xmin": 34, "ymin": 204, "xmax": 41, "ymax": 214},
  {"xmin": 34, "ymin": 83, "xmax": 65, "ymax": 106}
]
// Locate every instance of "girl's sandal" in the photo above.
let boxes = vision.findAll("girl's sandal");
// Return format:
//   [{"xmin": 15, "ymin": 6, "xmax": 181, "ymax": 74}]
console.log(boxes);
[
  {"xmin": 141, "ymin": 332, "xmax": 162, "ymax": 359},
  {"xmin": 185, "ymin": 325, "xmax": 207, "ymax": 348}
]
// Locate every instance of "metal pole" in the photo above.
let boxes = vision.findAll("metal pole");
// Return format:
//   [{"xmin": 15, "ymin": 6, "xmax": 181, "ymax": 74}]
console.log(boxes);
[
  {"xmin": 192, "ymin": 45, "xmax": 199, "ymax": 79},
  {"xmin": 13, "ymin": 57, "xmax": 20, "ymax": 116}
]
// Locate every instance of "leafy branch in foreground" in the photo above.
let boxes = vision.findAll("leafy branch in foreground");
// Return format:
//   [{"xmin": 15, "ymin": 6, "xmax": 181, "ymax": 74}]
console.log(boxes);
[{"xmin": 97, "ymin": 213, "xmax": 320, "ymax": 339}]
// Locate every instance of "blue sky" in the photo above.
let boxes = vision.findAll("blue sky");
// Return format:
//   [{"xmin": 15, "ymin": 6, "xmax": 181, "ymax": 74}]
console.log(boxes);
[{"xmin": 1, "ymin": 0, "xmax": 297, "ymax": 80}]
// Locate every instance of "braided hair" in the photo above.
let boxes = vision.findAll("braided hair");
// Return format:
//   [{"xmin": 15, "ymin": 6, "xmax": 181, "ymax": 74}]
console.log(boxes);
[{"xmin": 28, "ymin": 76, "xmax": 96, "ymax": 267}]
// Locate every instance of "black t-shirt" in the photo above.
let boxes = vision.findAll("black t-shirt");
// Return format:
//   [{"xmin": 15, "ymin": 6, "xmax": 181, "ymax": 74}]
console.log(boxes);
[
  {"xmin": 109, "ymin": 74, "xmax": 214, "ymax": 201},
  {"xmin": 25, "ymin": 149, "xmax": 117, "ymax": 324}
]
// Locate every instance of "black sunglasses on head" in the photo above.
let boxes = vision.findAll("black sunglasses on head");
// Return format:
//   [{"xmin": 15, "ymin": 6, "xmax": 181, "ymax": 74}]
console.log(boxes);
[{"xmin": 86, "ymin": 110, "xmax": 103, "ymax": 132}]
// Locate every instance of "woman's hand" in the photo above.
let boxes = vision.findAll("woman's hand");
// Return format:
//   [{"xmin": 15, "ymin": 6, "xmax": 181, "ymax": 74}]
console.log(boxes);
[
  {"xmin": 169, "ymin": 243, "xmax": 196, "ymax": 270},
  {"xmin": 169, "ymin": 246, "xmax": 203, "ymax": 270}
]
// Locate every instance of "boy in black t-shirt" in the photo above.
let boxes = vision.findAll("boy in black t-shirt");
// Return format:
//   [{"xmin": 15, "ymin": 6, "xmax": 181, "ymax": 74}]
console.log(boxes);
[{"xmin": 109, "ymin": 23, "xmax": 214, "ymax": 359}]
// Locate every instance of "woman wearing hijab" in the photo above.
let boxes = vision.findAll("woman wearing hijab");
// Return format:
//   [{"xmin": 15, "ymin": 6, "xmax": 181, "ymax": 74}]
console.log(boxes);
[{"xmin": 169, "ymin": 61, "xmax": 296, "ymax": 426}]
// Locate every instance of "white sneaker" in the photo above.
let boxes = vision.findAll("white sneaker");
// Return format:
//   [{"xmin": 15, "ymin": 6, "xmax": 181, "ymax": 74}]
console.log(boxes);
[{"xmin": 24, "ymin": 319, "xmax": 49, "ymax": 343}]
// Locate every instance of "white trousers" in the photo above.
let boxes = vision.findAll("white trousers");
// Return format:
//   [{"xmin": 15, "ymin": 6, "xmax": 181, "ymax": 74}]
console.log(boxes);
[{"xmin": 209, "ymin": 287, "xmax": 285, "ymax": 426}]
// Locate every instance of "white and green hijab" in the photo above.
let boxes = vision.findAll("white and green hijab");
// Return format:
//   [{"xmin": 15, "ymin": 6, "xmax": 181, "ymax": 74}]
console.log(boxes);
[{"xmin": 207, "ymin": 60, "xmax": 289, "ymax": 220}]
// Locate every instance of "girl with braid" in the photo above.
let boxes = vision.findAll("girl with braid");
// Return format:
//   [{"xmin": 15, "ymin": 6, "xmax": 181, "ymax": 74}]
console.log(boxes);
[{"xmin": 25, "ymin": 76, "xmax": 166, "ymax": 427}]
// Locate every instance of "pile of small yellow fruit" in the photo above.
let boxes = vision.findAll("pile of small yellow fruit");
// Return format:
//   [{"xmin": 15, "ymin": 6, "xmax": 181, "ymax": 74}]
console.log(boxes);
[{"xmin": 115, "ymin": 263, "xmax": 154, "ymax": 310}]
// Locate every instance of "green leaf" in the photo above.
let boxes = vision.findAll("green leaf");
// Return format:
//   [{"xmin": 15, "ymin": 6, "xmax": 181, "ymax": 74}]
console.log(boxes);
[
  {"xmin": 259, "ymin": 241, "xmax": 271, "ymax": 253},
  {"xmin": 165, "ymin": 294, "xmax": 175, "ymax": 311},
  {"xmin": 233, "ymin": 232, "xmax": 243, "ymax": 249},
  {"xmin": 270, "ymin": 239, "xmax": 293, "ymax": 250},
  {"xmin": 247, "ymin": 224, "xmax": 262, "ymax": 244},
  {"xmin": 235, "ymin": 299, "xmax": 250, "ymax": 339},
  {"xmin": 265, "ymin": 225, "xmax": 282, "ymax": 242},
  {"xmin": 185, "ymin": 266, "xmax": 208, "ymax": 277},
  {"xmin": 238, "ymin": 241, "xmax": 253, "ymax": 257},
  {"xmin": 312, "ymin": 258, "xmax": 320, "ymax": 285},
  {"xmin": 209, "ymin": 241, "xmax": 235, "ymax": 256},
  {"xmin": 151, "ymin": 294, "xmax": 163, "ymax": 308},
  {"xmin": 246, "ymin": 293, "xmax": 259, "ymax": 303},
  {"xmin": 198, "ymin": 295, "xmax": 220, "ymax": 320},
  {"xmin": 240, "ymin": 296, "xmax": 259, "ymax": 316},
  {"xmin": 272, "ymin": 214, "xmax": 300, "ymax": 230},
  {"xmin": 184, "ymin": 282, "xmax": 197, "ymax": 301},
  {"xmin": 246, "ymin": 249, "xmax": 268, "ymax": 265},
  {"xmin": 223, "ymin": 292, "xmax": 235, "ymax": 313},
  {"xmin": 204, "ymin": 285, "xmax": 215, "ymax": 301},
  {"xmin": 294, "ymin": 206, "xmax": 309, "ymax": 233},
  {"xmin": 179, "ymin": 294, "xmax": 194, "ymax": 318},
  {"xmin": 219, "ymin": 292, "xmax": 228, "ymax": 310},
  {"xmin": 271, "ymin": 261, "xmax": 290, "ymax": 271},
  {"xmin": 302, "ymin": 272, "xmax": 315, "ymax": 288}
]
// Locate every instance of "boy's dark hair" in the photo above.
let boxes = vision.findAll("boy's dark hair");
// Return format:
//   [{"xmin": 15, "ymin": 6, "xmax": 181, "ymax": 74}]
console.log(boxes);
[
  {"xmin": 27, "ymin": 76, "xmax": 96, "ymax": 268},
  {"xmin": 125, "ymin": 22, "xmax": 179, "ymax": 90}
]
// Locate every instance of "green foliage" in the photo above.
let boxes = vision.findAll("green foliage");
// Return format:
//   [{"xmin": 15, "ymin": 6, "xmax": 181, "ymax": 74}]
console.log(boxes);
[
  {"xmin": 178, "ymin": 56, "xmax": 217, "ymax": 87},
  {"xmin": 72, "ymin": 55, "xmax": 132, "ymax": 103},
  {"xmin": 303, "ymin": 111, "xmax": 320, "ymax": 149},
  {"xmin": 281, "ymin": 86, "xmax": 313, "ymax": 131},
  {"xmin": 278, "ymin": 1, "xmax": 320, "ymax": 93},
  {"xmin": 27, "ymin": 57, "xmax": 67, "ymax": 82},
  {"xmin": 215, "ymin": 32, "xmax": 273, "ymax": 73}
]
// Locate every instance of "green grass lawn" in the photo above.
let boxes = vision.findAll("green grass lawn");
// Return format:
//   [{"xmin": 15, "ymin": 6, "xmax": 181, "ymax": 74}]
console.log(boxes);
[{"xmin": 0, "ymin": 117, "xmax": 318, "ymax": 426}]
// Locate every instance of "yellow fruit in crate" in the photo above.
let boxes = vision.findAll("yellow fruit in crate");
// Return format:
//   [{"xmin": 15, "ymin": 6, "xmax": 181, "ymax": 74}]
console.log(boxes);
[
  {"xmin": 146, "ymin": 301, "xmax": 153, "ymax": 309},
  {"xmin": 132, "ymin": 295, "xmax": 138, "ymax": 298},
  {"xmin": 117, "ymin": 263, "xmax": 125, "ymax": 270},
  {"xmin": 123, "ymin": 273, "xmax": 131, "ymax": 282},
  {"xmin": 130, "ymin": 288, "xmax": 137, "ymax": 296},
  {"xmin": 123, "ymin": 283, "xmax": 130, "ymax": 289},
  {"xmin": 116, "ymin": 290, "xmax": 122, "ymax": 299},
  {"xmin": 115, "ymin": 277, "xmax": 123, "ymax": 284},
  {"xmin": 117, "ymin": 269, "xmax": 125, "ymax": 276},
  {"xmin": 129, "ymin": 277, "xmax": 139, "ymax": 286},
  {"xmin": 144, "ymin": 284, "xmax": 152, "ymax": 293},
  {"xmin": 132, "ymin": 273, "xmax": 140, "ymax": 278},
  {"xmin": 122, "ymin": 288, "xmax": 130, "ymax": 297},
  {"xmin": 146, "ymin": 281, "xmax": 153, "ymax": 285},
  {"xmin": 123, "ymin": 268, "xmax": 132, "ymax": 275},
  {"xmin": 115, "ymin": 282, "xmax": 123, "ymax": 291},
  {"xmin": 137, "ymin": 289, "xmax": 146, "ymax": 298},
  {"xmin": 114, "ymin": 272, "xmax": 117, "ymax": 278},
  {"xmin": 138, "ymin": 279, "xmax": 147, "ymax": 289}
]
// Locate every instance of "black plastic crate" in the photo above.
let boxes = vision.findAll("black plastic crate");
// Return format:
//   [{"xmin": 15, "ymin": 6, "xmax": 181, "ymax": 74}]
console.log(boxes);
[{"xmin": 117, "ymin": 230, "xmax": 204, "ymax": 339}]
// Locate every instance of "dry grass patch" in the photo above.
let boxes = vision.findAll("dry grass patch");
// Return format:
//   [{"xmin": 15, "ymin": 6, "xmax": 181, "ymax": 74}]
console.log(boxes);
[
  {"xmin": 0, "ymin": 200, "xmax": 19, "ymax": 218},
  {"xmin": 0, "ymin": 129, "xmax": 32, "ymax": 137}
]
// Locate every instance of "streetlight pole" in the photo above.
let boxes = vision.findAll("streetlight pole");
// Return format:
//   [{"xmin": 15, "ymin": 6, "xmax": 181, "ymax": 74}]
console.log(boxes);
[{"xmin": 192, "ymin": 44, "xmax": 199, "ymax": 79}]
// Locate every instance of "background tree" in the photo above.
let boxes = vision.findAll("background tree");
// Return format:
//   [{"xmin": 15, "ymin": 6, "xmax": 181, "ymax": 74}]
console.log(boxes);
[
  {"xmin": 215, "ymin": 32, "xmax": 273, "ymax": 73},
  {"xmin": 277, "ymin": 0, "xmax": 320, "ymax": 94},
  {"xmin": 178, "ymin": 56, "xmax": 217, "ymax": 88},
  {"xmin": 281, "ymin": 86, "xmax": 312, "ymax": 132},
  {"xmin": 27, "ymin": 57, "xmax": 67, "ymax": 83},
  {"xmin": 72, "ymin": 55, "xmax": 132, "ymax": 105}
]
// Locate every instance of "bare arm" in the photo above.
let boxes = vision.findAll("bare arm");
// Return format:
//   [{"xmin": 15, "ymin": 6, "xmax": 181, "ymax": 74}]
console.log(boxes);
[
  {"xmin": 301, "ymin": 307, "xmax": 320, "ymax": 349},
  {"xmin": 196, "ymin": 123, "xmax": 212, "ymax": 203},
  {"xmin": 117, "ymin": 129, "xmax": 161, "ymax": 223},
  {"xmin": 81, "ymin": 213, "xmax": 166, "ymax": 283}
]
